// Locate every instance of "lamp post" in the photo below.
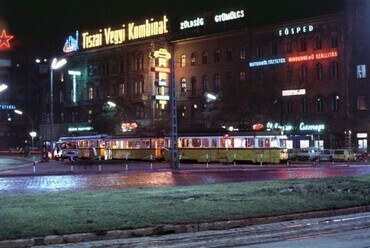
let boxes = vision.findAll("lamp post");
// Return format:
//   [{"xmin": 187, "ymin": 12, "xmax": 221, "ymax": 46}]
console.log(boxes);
[
  {"xmin": 14, "ymin": 109, "xmax": 36, "ymax": 147},
  {"xmin": 50, "ymin": 58, "xmax": 67, "ymax": 149},
  {"xmin": 107, "ymin": 101, "xmax": 128, "ymax": 121},
  {"xmin": 0, "ymin": 84, "xmax": 8, "ymax": 92}
]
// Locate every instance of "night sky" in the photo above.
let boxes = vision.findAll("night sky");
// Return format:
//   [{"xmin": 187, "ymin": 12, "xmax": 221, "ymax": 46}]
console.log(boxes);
[{"xmin": 0, "ymin": 0, "xmax": 343, "ymax": 57}]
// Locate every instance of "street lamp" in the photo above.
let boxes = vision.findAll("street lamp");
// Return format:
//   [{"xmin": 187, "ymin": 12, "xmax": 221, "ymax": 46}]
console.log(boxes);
[
  {"xmin": 107, "ymin": 101, "xmax": 128, "ymax": 121},
  {"xmin": 50, "ymin": 57, "xmax": 67, "ymax": 149},
  {"xmin": 14, "ymin": 109, "xmax": 36, "ymax": 147},
  {"xmin": 0, "ymin": 84, "xmax": 8, "ymax": 92}
]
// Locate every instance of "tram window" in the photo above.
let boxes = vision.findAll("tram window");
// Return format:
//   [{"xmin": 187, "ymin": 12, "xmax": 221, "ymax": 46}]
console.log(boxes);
[
  {"xmin": 89, "ymin": 140, "xmax": 97, "ymax": 148},
  {"xmin": 132, "ymin": 140, "xmax": 140, "ymax": 148},
  {"xmin": 202, "ymin": 138, "xmax": 209, "ymax": 148},
  {"xmin": 265, "ymin": 139, "xmax": 270, "ymax": 148},
  {"xmin": 211, "ymin": 138, "xmax": 217, "ymax": 148},
  {"xmin": 182, "ymin": 138, "xmax": 189, "ymax": 148},
  {"xmin": 257, "ymin": 139, "xmax": 264, "ymax": 148},
  {"xmin": 271, "ymin": 138, "xmax": 278, "ymax": 147},
  {"xmin": 245, "ymin": 138, "xmax": 255, "ymax": 148},
  {"xmin": 112, "ymin": 141, "xmax": 117, "ymax": 149},
  {"xmin": 221, "ymin": 138, "xmax": 226, "ymax": 148},
  {"xmin": 234, "ymin": 138, "xmax": 243, "ymax": 148},
  {"xmin": 191, "ymin": 138, "xmax": 201, "ymax": 148}
]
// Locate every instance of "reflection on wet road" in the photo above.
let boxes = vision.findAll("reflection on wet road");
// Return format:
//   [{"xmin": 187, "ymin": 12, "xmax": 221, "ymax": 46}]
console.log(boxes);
[{"xmin": 1, "ymin": 165, "xmax": 370, "ymax": 195}]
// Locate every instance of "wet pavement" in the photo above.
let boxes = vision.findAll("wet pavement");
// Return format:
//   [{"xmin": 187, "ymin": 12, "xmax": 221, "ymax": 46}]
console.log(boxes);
[{"xmin": 1, "ymin": 156, "xmax": 370, "ymax": 195}]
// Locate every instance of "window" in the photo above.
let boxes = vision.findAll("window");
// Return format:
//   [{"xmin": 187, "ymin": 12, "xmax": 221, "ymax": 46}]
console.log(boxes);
[
  {"xmin": 88, "ymin": 110, "xmax": 93, "ymax": 123},
  {"xmin": 331, "ymin": 36, "xmax": 338, "ymax": 48},
  {"xmin": 119, "ymin": 82, "xmax": 125, "ymax": 96},
  {"xmin": 300, "ymin": 64, "xmax": 308, "ymax": 82},
  {"xmin": 214, "ymin": 49, "xmax": 220, "ymax": 63},
  {"xmin": 286, "ymin": 66, "xmax": 293, "ymax": 82},
  {"xmin": 271, "ymin": 42, "xmax": 278, "ymax": 56},
  {"xmin": 315, "ymin": 63, "xmax": 323, "ymax": 80},
  {"xmin": 357, "ymin": 64, "xmax": 366, "ymax": 78},
  {"xmin": 180, "ymin": 78, "xmax": 186, "ymax": 93},
  {"xmin": 226, "ymin": 72, "xmax": 232, "ymax": 81},
  {"xmin": 214, "ymin": 74, "xmax": 221, "ymax": 92},
  {"xmin": 180, "ymin": 54, "xmax": 186, "ymax": 67},
  {"xmin": 301, "ymin": 97, "xmax": 307, "ymax": 113},
  {"xmin": 316, "ymin": 96, "xmax": 323, "ymax": 112},
  {"xmin": 88, "ymin": 87, "xmax": 94, "ymax": 100},
  {"xmin": 332, "ymin": 95, "xmax": 340, "ymax": 111},
  {"xmin": 191, "ymin": 77, "xmax": 197, "ymax": 96},
  {"xmin": 257, "ymin": 45, "xmax": 263, "ymax": 57},
  {"xmin": 239, "ymin": 71, "xmax": 246, "ymax": 82},
  {"xmin": 226, "ymin": 48, "xmax": 233, "ymax": 61},
  {"xmin": 239, "ymin": 47, "xmax": 245, "ymax": 60},
  {"xmin": 191, "ymin": 53, "xmax": 196, "ymax": 66},
  {"xmin": 134, "ymin": 76, "xmax": 144, "ymax": 94},
  {"xmin": 285, "ymin": 39, "xmax": 292, "ymax": 53},
  {"xmin": 357, "ymin": 96, "xmax": 367, "ymax": 110},
  {"xmin": 331, "ymin": 61, "xmax": 339, "ymax": 79},
  {"xmin": 300, "ymin": 37, "xmax": 307, "ymax": 51},
  {"xmin": 286, "ymin": 101, "xmax": 293, "ymax": 113},
  {"xmin": 202, "ymin": 51, "xmax": 208, "ymax": 64},
  {"xmin": 315, "ymin": 36, "xmax": 322, "ymax": 49},
  {"xmin": 202, "ymin": 75, "xmax": 208, "ymax": 92}
]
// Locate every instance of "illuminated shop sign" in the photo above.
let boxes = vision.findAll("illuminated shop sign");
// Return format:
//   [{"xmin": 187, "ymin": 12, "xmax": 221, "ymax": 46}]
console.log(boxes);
[
  {"xmin": 0, "ymin": 30, "xmax": 14, "ymax": 48},
  {"xmin": 249, "ymin": 58, "xmax": 285, "ymax": 67},
  {"xmin": 266, "ymin": 122, "xmax": 325, "ymax": 132},
  {"xmin": 214, "ymin": 10, "xmax": 244, "ymax": 22},
  {"xmin": 278, "ymin": 25, "xmax": 314, "ymax": 36},
  {"xmin": 282, "ymin": 89, "xmax": 306, "ymax": 96},
  {"xmin": 180, "ymin": 17, "xmax": 204, "ymax": 30},
  {"xmin": 63, "ymin": 31, "xmax": 79, "ymax": 53},
  {"xmin": 68, "ymin": 126, "xmax": 93, "ymax": 132},
  {"xmin": 81, "ymin": 15, "xmax": 168, "ymax": 50},
  {"xmin": 180, "ymin": 9, "xmax": 244, "ymax": 30},
  {"xmin": 287, "ymin": 51, "xmax": 337, "ymax": 62},
  {"xmin": 0, "ymin": 104, "xmax": 16, "ymax": 110}
]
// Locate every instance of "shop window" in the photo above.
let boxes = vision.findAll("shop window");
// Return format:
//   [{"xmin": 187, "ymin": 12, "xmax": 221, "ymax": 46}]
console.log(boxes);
[{"xmin": 357, "ymin": 64, "xmax": 366, "ymax": 78}]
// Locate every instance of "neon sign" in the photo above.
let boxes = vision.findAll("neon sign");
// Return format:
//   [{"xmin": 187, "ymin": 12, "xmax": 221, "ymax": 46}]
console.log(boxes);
[
  {"xmin": 282, "ymin": 89, "xmax": 306, "ymax": 96},
  {"xmin": 278, "ymin": 25, "xmax": 314, "ymax": 36},
  {"xmin": 180, "ymin": 17, "xmax": 204, "ymax": 30},
  {"xmin": 214, "ymin": 10, "xmax": 244, "ymax": 23},
  {"xmin": 0, "ymin": 30, "xmax": 14, "ymax": 48},
  {"xmin": 249, "ymin": 58, "xmax": 285, "ymax": 67},
  {"xmin": 267, "ymin": 122, "xmax": 325, "ymax": 132},
  {"xmin": 287, "ymin": 51, "xmax": 337, "ymax": 63},
  {"xmin": 81, "ymin": 15, "xmax": 168, "ymax": 50},
  {"xmin": 63, "ymin": 31, "xmax": 79, "ymax": 53}
]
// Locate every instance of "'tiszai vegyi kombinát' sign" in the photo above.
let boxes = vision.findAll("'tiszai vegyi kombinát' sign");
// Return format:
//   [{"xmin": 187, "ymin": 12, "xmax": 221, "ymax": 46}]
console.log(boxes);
[{"xmin": 81, "ymin": 15, "xmax": 168, "ymax": 50}]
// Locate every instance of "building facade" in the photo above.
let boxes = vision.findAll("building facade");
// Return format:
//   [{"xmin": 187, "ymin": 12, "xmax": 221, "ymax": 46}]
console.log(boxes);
[{"xmin": 37, "ymin": 0, "xmax": 370, "ymax": 152}]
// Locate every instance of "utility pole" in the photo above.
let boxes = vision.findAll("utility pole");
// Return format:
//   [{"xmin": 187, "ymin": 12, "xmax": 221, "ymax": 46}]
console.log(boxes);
[{"xmin": 170, "ymin": 58, "xmax": 179, "ymax": 169}]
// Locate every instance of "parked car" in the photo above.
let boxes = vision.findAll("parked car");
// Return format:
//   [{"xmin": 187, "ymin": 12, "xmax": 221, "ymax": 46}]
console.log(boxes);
[
  {"xmin": 296, "ymin": 147, "xmax": 321, "ymax": 161},
  {"xmin": 318, "ymin": 149, "xmax": 334, "ymax": 162},
  {"xmin": 332, "ymin": 149, "xmax": 355, "ymax": 162}
]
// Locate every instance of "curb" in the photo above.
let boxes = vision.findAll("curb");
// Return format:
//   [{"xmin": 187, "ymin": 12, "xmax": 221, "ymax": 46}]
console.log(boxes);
[{"xmin": 1, "ymin": 205, "xmax": 369, "ymax": 247}]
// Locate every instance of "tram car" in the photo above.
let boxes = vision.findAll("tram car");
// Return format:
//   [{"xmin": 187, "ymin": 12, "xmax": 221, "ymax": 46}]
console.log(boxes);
[
  {"xmin": 57, "ymin": 134, "xmax": 107, "ymax": 160},
  {"xmin": 104, "ymin": 131, "xmax": 288, "ymax": 164},
  {"xmin": 162, "ymin": 131, "xmax": 288, "ymax": 164}
]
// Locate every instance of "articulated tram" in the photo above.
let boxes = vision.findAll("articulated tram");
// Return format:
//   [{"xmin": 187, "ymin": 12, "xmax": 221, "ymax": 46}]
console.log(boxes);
[{"xmin": 57, "ymin": 131, "xmax": 288, "ymax": 164}]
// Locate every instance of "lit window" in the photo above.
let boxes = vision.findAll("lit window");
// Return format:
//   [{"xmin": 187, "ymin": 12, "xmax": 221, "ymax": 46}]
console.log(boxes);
[
  {"xmin": 239, "ymin": 47, "xmax": 245, "ymax": 60},
  {"xmin": 180, "ymin": 78, "xmax": 186, "ymax": 93},
  {"xmin": 357, "ymin": 96, "xmax": 367, "ymax": 110},
  {"xmin": 239, "ymin": 71, "xmax": 246, "ymax": 82},
  {"xmin": 119, "ymin": 83, "xmax": 125, "ymax": 96},
  {"xmin": 88, "ymin": 87, "xmax": 93, "ymax": 100},
  {"xmin": 191, "ymin": 53, "xmax": 196, "ymax": 66},
  {"xmin": 357, "ymin": 64, "xmax": 366, "ymax": 78},
  {"xmin": 180, "ymin": 54, "xmax": 186, "ymax": 67}
]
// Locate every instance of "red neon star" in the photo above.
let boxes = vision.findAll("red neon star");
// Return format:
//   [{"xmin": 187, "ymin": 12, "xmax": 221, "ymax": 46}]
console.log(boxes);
[{"xmin": 0, "ymin": 30, "xmax": 14, "ymax": 48}]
